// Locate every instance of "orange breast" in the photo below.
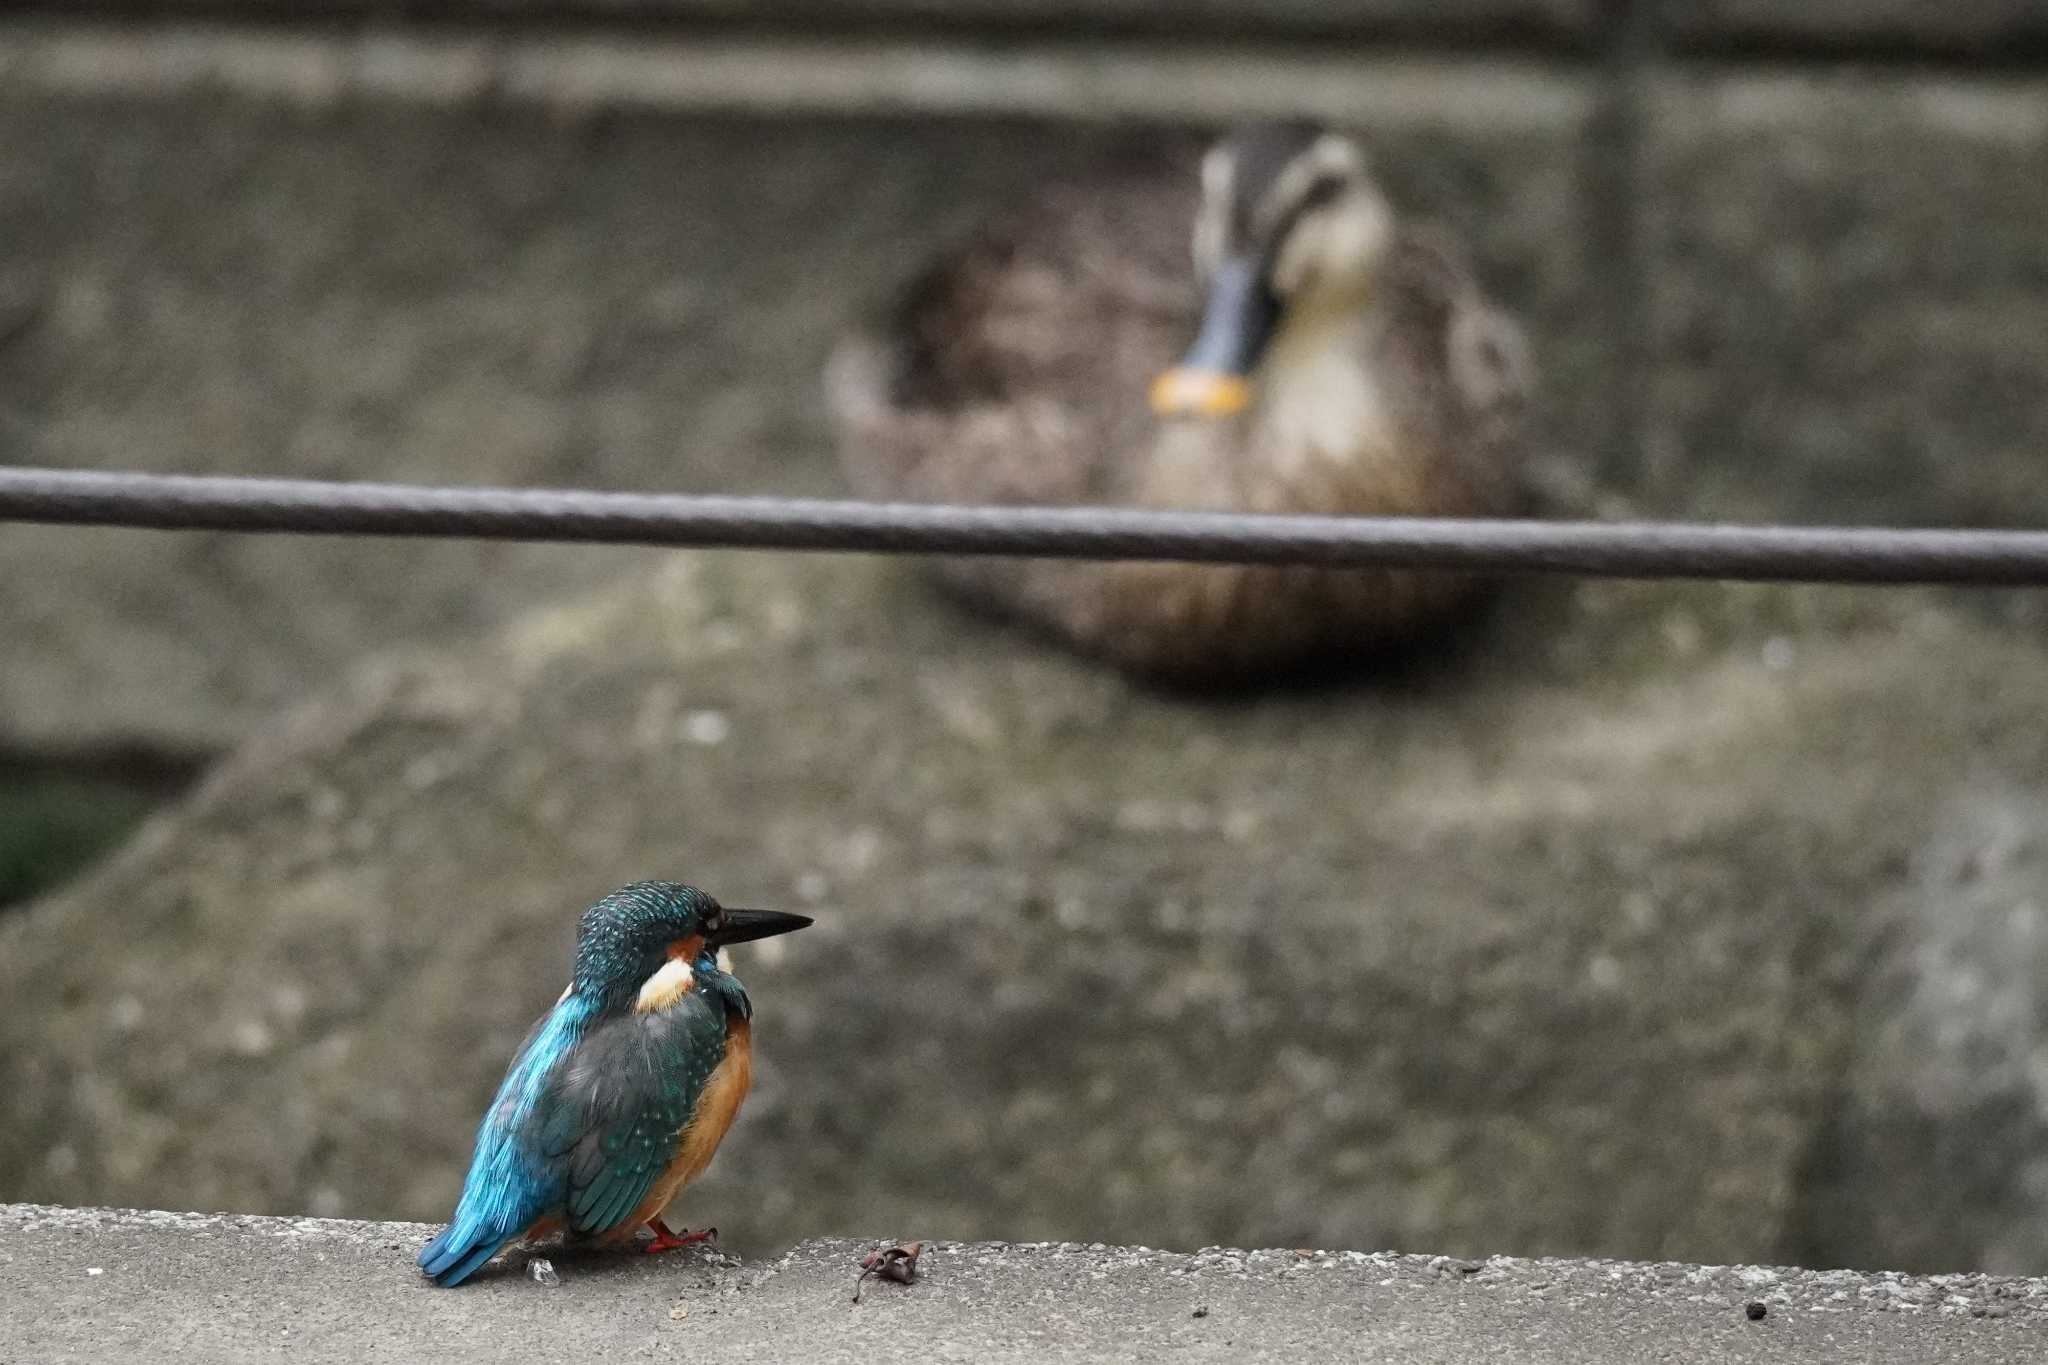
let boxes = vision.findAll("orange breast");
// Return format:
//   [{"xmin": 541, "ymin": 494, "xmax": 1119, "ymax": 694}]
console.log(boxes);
[{"xmin": 621, "ymin": 1015, "xmax": 754, "ymax": 1233}]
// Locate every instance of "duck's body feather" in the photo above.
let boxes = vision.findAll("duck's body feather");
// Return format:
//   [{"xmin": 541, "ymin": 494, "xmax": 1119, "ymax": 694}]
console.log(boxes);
[{"xmin": 828, "ymin": 144, "xmax": 1534, "ymax": 683}]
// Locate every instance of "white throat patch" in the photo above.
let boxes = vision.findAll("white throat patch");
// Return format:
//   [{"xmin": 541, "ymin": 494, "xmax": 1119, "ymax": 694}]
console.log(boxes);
[{"xmin": 635, "ymin": 956, "xmax": 696, "ymax": 1013}]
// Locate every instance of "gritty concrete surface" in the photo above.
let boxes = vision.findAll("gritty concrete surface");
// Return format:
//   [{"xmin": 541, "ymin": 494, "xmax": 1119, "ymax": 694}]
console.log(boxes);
[
  {"xmin": 3, "ymin": 1205, "xmax": 2045, "ymax": 1364},
  {"xmin": 1641, "ymin": 72, "xmax": 2048, "ymax": 524}
]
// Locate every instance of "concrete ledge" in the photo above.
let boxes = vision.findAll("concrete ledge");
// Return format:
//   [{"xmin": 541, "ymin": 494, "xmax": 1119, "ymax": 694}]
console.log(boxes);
[{"xmin": 4, "ymin": 1205, "xmax": 2046, "ymax": 1363}]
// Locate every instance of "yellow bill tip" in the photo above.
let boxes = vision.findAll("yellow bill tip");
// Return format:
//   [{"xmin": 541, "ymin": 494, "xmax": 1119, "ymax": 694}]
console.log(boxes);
[{"xmin": 1150, "ymin": 368, "xmax": 1254, "ymax": 419}]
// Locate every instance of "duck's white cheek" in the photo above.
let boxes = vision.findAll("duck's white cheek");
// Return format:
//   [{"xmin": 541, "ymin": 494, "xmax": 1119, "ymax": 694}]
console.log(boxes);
[
  {"xmin": 1318, "ymin": 195, "xmax": 1392, "ymax": 280},
  {"xmin": 1272, "ymin": 194, "xmax": 1390, "ymax": 301}
]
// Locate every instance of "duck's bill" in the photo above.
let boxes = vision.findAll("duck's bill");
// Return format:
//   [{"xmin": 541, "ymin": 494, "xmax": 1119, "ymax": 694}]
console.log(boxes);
[
  {"xmin": 1150, "ymin": 256, "xmax": 1277, "ymax": 420},
  {"xmin": 712, "ymin": 908, "xmax": 815, "ymax": 946},
  {"xmin": 1149, "ymin": 367, "xmax": 1254, "ymax": 419}
]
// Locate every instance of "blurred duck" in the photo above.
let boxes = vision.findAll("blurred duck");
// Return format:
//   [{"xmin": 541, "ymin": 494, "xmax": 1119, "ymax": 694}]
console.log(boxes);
[{"xmin": 828, "ymin": 122, "xmax": 1535, "ymax": 684}]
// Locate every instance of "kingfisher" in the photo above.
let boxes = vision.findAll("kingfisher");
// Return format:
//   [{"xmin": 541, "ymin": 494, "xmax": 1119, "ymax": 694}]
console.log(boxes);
[{"xmin": 418, "ymin": 881, "xmax": 812, "ymax": 1286}]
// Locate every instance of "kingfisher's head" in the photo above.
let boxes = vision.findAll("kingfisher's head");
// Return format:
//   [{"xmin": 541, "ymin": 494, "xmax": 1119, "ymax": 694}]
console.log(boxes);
[
  {"xmin": 1151, "ymin": 122, "xmax": 1395, "ymax": 420},
  {"xmin": 572, "ymin": 880, "xmax": 811, "ymax": 1009}
]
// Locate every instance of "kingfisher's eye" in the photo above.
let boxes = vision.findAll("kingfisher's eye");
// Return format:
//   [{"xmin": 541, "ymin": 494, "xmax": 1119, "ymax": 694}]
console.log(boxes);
[{"xmin": 703, "ymin": 910, "xmax": 724, "ymax": 936}]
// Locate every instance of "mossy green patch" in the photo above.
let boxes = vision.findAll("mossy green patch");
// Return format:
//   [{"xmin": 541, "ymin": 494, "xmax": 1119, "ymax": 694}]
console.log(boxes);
[{"xmin": 0, "ymin": 770, "xmax": 170, "ymax": 908}]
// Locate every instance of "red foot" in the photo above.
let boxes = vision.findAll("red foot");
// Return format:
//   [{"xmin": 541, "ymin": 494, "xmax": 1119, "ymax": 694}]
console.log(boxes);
[{"xmin": 642, "ymin": 1218, "xmax": 717, "ymax": 1254}]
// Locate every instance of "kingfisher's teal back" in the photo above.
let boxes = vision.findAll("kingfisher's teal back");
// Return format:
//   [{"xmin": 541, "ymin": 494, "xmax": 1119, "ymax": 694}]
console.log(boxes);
[{"xmin": 417, "ymin": 881, "xmax": 811, "ymax": 1286}]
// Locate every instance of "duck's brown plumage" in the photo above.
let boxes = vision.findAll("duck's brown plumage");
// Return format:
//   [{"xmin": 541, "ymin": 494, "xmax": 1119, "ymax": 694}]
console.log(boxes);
[{"xmin": 827, "ymin": 140, "xmax": 1534, "ymax": 684}]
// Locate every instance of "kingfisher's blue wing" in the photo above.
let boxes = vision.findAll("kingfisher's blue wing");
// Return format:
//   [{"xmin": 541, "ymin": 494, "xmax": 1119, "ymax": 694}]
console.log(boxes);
[
  {"xmin": 534, "ymin": 988, "xmax": 731, "ymax": 1238},
  {"xmin": 419, "ymin": 999, "xmax": 590, "ymax": 1286}
]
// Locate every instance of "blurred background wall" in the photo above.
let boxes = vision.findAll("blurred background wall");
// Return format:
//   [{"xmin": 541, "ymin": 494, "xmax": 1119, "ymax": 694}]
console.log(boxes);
[{"xmin": 2, "ymin": 2, "xmax": 2047, "ymax": 1275}]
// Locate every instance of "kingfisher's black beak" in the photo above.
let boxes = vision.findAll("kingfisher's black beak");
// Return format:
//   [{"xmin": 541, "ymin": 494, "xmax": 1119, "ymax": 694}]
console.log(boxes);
[
  {"xmin": 1150, "ymin": 255, "xmax": 1279, "ymax": 419},
  {"xmin": 711, "ymin": 907, "xmax": 814, "ymax": 947}
]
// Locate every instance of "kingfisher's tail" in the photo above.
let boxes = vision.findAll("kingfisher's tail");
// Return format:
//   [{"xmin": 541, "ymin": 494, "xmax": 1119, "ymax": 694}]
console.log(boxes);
[
  {"xmin": 417, "ymin": 1215, "xmax": 520, "ymax": 1287},
  {"xmin": 418, "ymin": 1169, "xmax": 546, "ymax": 1287}
]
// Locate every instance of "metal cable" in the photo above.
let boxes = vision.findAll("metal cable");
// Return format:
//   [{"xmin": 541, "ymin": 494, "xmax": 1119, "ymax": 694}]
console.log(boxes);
[{"xmin": 4, "ymin": 466, "xmax": 2048, "ymax": 585}]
